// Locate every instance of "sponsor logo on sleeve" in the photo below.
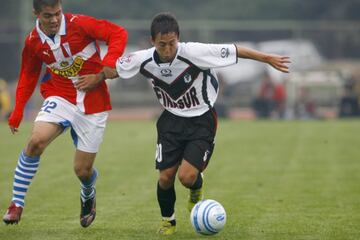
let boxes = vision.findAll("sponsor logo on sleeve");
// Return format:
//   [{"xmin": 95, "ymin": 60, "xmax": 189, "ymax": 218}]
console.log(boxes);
[
  {"xmin": 221, "ymin": 47, "xmax": 230, "ymax": 58},
  {"xmin": 119, "ymin": 55, "xmax": 132, "ymax": 64}
]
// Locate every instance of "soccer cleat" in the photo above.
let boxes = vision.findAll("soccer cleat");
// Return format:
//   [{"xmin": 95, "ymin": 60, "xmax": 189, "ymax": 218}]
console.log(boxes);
[
  {"xmin": 3, "ymin": 202, "xmax": 23, "ymax": 225},
  {"xmin": 187, "ymin": 187, "xmax": 204, "ymax": 212},
  {"xmin": 157, "ymin": 219, "xmax": 176, "ymax": 235},
  {"xmin": 187, "ymin": 174, "xmax": 204, "ymax": 212},
  {"xmin": 80, "ymin": 192, "xmax": 96, "ymax": 228}
]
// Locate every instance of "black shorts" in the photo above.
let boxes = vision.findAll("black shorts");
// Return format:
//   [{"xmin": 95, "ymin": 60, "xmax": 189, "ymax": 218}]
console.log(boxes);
[{"xmin": 155, "ymin": 109, "xmax": 217, "ymax": 171}]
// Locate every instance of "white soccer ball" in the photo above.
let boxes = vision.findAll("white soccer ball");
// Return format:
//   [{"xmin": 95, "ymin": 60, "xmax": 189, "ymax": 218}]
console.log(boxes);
[{"xmin": 190, "ymin": 199, "xmax": 226, "ymax": 235}]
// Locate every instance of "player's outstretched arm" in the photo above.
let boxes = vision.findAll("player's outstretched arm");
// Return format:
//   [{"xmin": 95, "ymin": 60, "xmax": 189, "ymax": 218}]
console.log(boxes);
[{"xmin": 236, "ymin": 45, "xmax": 291, "ymax": 73}]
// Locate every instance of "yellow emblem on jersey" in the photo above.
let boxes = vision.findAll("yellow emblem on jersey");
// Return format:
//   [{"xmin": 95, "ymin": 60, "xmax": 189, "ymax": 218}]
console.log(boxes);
[
  {"xmin": 50, "ymin": 56, "xmax": 85, "ymax": 77},
  {"xmin": 60, "ymin": 61, "xmax": 69, "ymax": 67}
]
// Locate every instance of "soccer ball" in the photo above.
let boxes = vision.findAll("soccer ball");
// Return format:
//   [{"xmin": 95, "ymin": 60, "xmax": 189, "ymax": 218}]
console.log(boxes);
[{"xmin": 190, "ymin": 199, "xmax": 226, "ymax": 235}]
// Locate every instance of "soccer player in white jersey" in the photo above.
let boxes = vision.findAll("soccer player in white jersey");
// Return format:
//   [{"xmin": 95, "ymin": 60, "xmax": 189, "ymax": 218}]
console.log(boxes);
[
  {"xmin": 80, "ymin": 12, "xmax": 290, "ymax": 235},
  {"xmin": 3, "ymin": 0, "xmax": 127, "ymax": 227}
]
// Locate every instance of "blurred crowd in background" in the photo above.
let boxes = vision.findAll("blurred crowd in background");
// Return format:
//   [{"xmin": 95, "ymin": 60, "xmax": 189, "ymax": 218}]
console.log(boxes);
[{"xmin": 1, "ymin": 0, "xmax": 360, "ymax": 120}]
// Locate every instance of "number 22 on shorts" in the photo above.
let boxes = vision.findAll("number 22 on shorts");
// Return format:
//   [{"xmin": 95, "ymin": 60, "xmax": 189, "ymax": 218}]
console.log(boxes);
[{"xmin": 41, "ymin": 100, "xmax": 58, "ymax": 113}]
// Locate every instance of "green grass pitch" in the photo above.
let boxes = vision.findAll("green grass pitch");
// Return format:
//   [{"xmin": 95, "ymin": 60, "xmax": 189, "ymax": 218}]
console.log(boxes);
[{"xmin": 0, "ymin": 119, "xmax": 359, "ymax": 240}]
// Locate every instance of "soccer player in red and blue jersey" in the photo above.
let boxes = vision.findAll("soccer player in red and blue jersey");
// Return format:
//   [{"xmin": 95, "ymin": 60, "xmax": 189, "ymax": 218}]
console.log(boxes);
[{"xmin": 3, "ymin": 0, "xmax": 127, "ymax": 227}]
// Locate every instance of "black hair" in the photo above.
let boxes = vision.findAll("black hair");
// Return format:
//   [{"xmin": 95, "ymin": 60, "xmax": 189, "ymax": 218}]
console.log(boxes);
[
  {"xmin": 151, "ymin": 12, "xmax": 179, "ymax": 40},
  {"xmin": 33, "ymin": 0, "xmax": 62, "ymax": 13}
]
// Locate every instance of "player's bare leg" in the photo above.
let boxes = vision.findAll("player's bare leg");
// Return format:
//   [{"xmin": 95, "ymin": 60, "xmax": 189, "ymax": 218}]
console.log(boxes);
[
  {"xmin": 178, "ymin": 160, "xmax": 204, "ymax": 212},
  {"xmin": 3, "ymin": 122, "xmax": 62, "ymax": 224},
  {"xmin": 157, "ymin": 164, "xmax": 179, "ymax": 235},
  {"xmin": 74, "ymin": 150, "xmax": 97, "ymax": 228}
]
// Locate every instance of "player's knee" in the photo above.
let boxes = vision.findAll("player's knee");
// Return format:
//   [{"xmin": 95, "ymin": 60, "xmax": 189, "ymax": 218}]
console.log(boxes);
[
  {"xmin": 74, "ymin": 165, "xmax": 92, "ymax": 179},
  {"xmin": 178, "ymin": 171, "xmax": 197, "ymax": 188},
  {"xmin": 26, "ymin": 136, "xmax": 47, "ymax": 155},
  {"xmin": 158, "ymin": 173, "xmax": 176, "ymax": 189}
]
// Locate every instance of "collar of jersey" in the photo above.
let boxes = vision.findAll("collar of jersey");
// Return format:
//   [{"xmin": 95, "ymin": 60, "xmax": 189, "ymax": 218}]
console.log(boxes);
[{"xmin": 153, "ymin": 46, "xmax": 180, "ymax": 67}]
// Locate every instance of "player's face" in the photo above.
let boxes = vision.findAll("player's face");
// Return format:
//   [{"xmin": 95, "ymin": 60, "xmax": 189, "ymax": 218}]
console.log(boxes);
[
  {"xmin": 152, "ymin": 32, "xmax": 179, "ymax": 63},
  {"xmin": 35, "ymin": 3, "xmax": 62, "ymax": 36}
]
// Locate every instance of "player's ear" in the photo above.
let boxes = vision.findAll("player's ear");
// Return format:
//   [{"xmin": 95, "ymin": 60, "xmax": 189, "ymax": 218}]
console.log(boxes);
[
  {"xmin": 33, "ymin": 9, "xmax": 39, "ymax": 17},
  {"xmin": 150, "ymin": 36, "xmax": 155, "ymax": 46}
]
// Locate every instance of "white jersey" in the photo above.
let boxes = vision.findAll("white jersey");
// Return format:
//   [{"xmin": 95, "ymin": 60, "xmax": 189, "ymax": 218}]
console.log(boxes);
[{"xmin": 116, "ymin": 42, "xmax": 237, "ymax": 117}]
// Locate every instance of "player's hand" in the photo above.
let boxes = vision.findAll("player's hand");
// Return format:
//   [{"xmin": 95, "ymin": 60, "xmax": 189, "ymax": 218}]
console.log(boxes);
[
  {"xmin": 8, "ymin": 110, "xmax": 23, "ymax": 134},
  {"xmin": 9, "ymin": 126, "xmax": 19, "ymax": 134},
  {"xmin": 265, "ymin": 54, "xmax": 291, "ymax": 73},
  {"xmin": 103, "ymin": 66, "xmax": 119, "ymax": 79},
  {"xmin": 75, "ymin": 73, "xmax": 105, "ymax": 92}
]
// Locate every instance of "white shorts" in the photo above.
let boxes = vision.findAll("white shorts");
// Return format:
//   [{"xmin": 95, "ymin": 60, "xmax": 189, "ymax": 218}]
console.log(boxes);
[{"xmin": 35, "ymin": 96, "xmax": 108, "ymax": 153}]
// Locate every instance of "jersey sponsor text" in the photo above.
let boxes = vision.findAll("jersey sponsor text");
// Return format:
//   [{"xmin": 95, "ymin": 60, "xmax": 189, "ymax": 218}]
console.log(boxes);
[{"xmin": 154, "ymin": 86, "xmax": 200, "ymax": 109}]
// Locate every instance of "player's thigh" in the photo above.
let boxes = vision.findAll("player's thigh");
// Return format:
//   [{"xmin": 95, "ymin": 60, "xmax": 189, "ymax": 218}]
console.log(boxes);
[
  {"xmin": 31, "ymin": 96, "xmax": 76, "ymax": 147},
  {"xmin": 183, "ymin": 139, "xmax": 215, "ymax": 172},
  {"xmin": 155, "ymin": 140, "xmax": 184, "ymax": 171},
  {"xmin": 155, "ymin": 111, "xmax": 185, "ymax": 170},
  {"xmin": 71, "ymin": 111, "xmax": 108, "ymax": 153},
  {"xmin": 30, "ymin": 121, "xmax": 63, "ymax": 143},
  {"xmin": 26, "ymin": 121, "xmax": 63, "ymax": 154},
  {"xmin": 182, "ymin": 109, "xmax": 217, "ymax": 171},
  {"xmin": 156, "ymin": 137, "xmax": 183, "ymax": 188}
]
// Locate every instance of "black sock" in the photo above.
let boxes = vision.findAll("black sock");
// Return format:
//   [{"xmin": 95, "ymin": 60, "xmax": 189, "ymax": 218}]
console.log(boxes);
[
  {"xmin": 190, "ymin": 172, "xmax": 203, "ymax": 190},
  {"xmin": 157, "ymin": 182, "xmax": 176, "ymax": 218}
]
